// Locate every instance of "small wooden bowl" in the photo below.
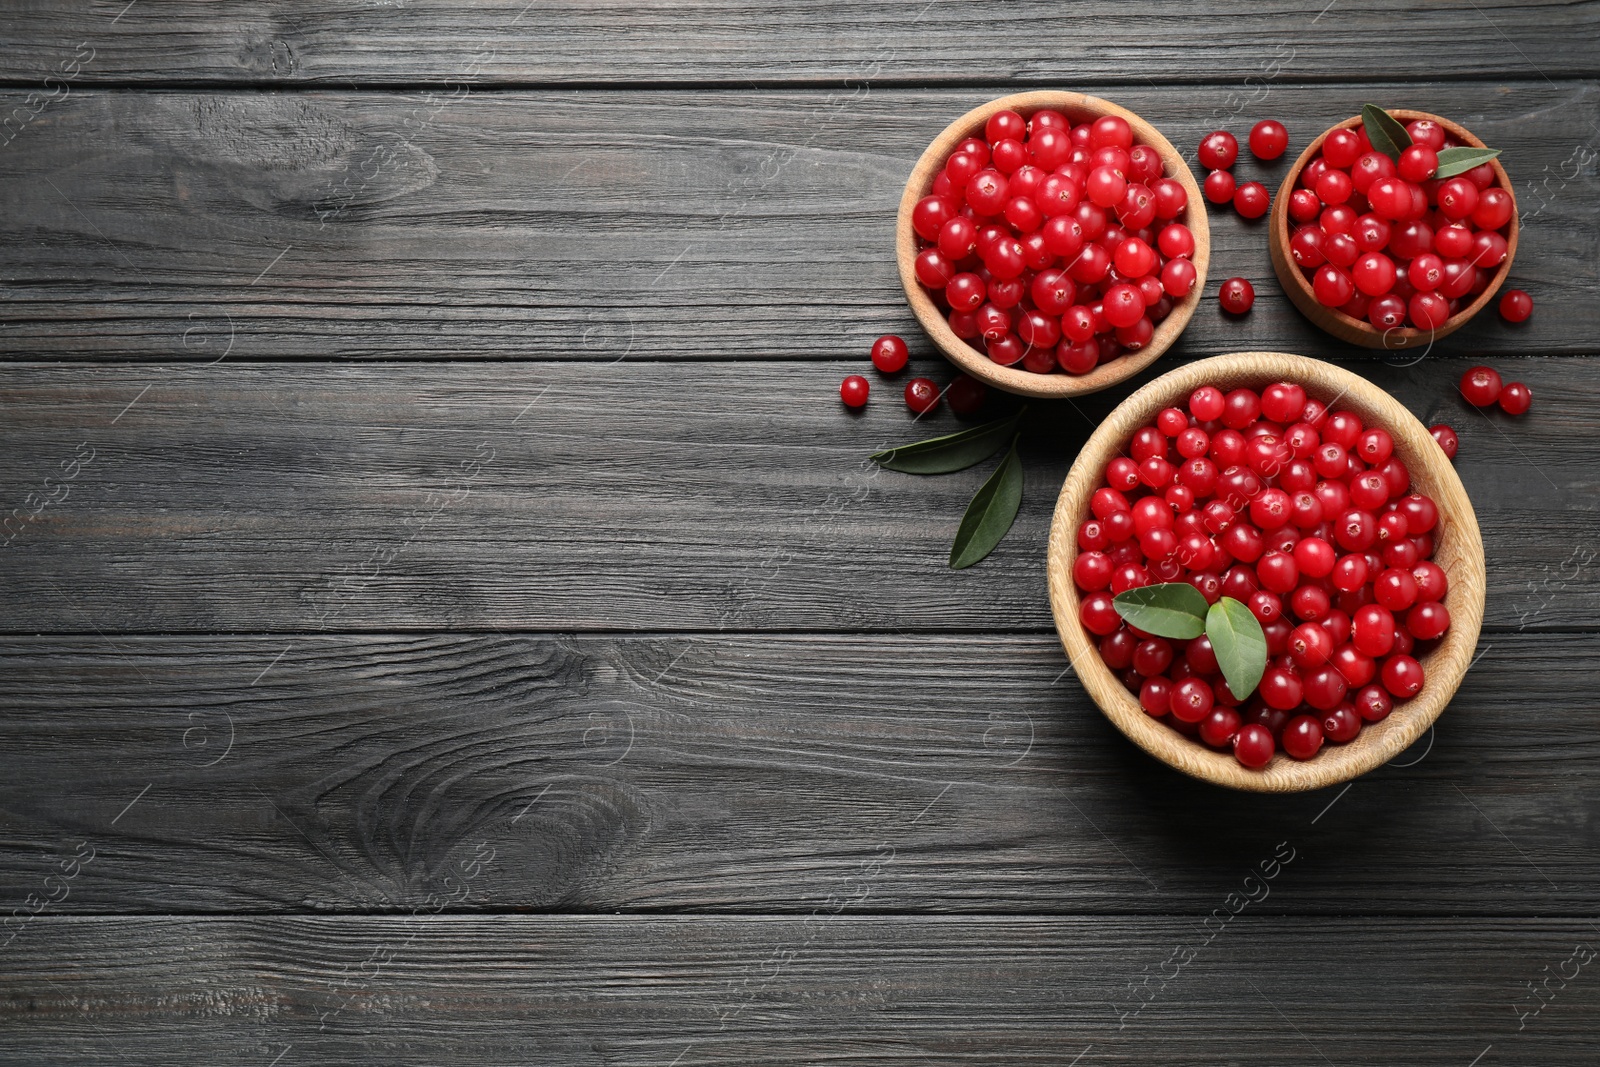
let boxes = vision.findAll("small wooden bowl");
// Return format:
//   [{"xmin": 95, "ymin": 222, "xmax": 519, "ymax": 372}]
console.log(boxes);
[
  {"xmin": 896, "ymin": 91, "xmax": 1210, "ymax": 399},
  {"xmin": 1268, "ymin": 110, "xmax": 1518, "ymax": 350},
  {"xmin": 1047, "ymin": 352, "xmax": 1486, "ymax": 793}
]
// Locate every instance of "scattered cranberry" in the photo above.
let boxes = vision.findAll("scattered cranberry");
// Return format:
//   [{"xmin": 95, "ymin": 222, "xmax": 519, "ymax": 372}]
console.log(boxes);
[
  {"xmin": 1233, "ymin": 181, "xmax": 1270, "ymax": 219},
  {"xmin": 1499, "ymin": 288, "xmax": 1533, "ymax": 323},
  {"xmin": 947, "ymin": 374, "xmax": 988, "ymax": 417},
  {"xmin": 1071, "ymin": 381, "xmax": 1452, "ymax": 768},
  {"xmin": 1219, "ymin": 277, "xmax": 1256, "ymax": 315},
  {"xmin": 1429, "ymin": 424, "xmax": 1459, "ymax": 459},
  {"xmin": 904, "ymin": 377, "xmax": 940, "ymax": 414},
  {"xmin": 1459, "ymin": 366, "xmax": 1503, "ymax": 407},
  {"xmin": 1204, "ymin": 169, "xmax": 1237, "ymax": 205},
  {"xmin": 870, "ymin": 335, "xmax": 909, "ymax": 374},
  {"xmin": 910, "ymin": 107, "xmax": 1198, "ymax": 376},
  {"xmin": 1198, "ymin": 131, "xmax": 1239, "ymax": 171},
  {"xmin": 1249, "ymin": 120, "xmax": 1289, "ymax": 161},
  {"xmin": 1498, "ymin": 381, "xmax": 1532, "ymax": 415},
  {"xmin": 840, "ymin": 375, "xmax": 869, "ymax": 408}
]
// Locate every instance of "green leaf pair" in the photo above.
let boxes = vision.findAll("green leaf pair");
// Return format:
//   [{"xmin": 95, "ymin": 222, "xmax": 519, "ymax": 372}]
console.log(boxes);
[
  {"xmin": 871, "ymin": 409, "xmax": 1026, "ymax": 570},
  {"xmin": 1111, "ymin": 583, "xmax": 1267, "ymax": 699},
  {"xmin": 1360, "ymin": 103, "xmax": 1501, "ymax": 176}
]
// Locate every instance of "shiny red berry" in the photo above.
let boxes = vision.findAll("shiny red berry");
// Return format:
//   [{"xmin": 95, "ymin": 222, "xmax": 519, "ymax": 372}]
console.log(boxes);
[
  {"xmin": 1219, "ymin": 277, "xmax": 1255, "ymax": 315},
  {"xmin": 1282, "ymin": 715, "xmax": 1325, "ymax": 760},
  {"xmin": 1498, "ymin": 382, "xmax": 1532, "ymax": 415},
  {"xmin": 1459, "ymin": 366, "xmax": 1503, "ymax": 407},
  {"xmin": 1233, "ymin": 181, "xmax": 1270, "ymax": 219},
  {"xmin": 1198, "ymin": 131, "xmax": 1239, "ymax": 171},
  {"xmin": 840, "ymin": 375, "xmax": 869, "ymax": 408},
  {"xmin": 1233, "ymin": 723, "xmax": 1275, "ymax": 768},
  {"xmin": 1498, "ymin": 289, "xmax": 1533, "ymax": 323},
  {"xmin": 1204, "ymin": 168, "xmax": 1237, "ymax": 205},
  {"xmin": 1429, "ymin": 424, "xmax": 1459, "ymax": 459},
  {"xmin": 870, "ymin": 335, "xmax": 909, "ymax": 374},
  {"xmin": 1249, "ymin": 120, "xmax": 1289, "ymax": 161},
  {"xmin": 904, "ymin": 377, "xmax": 940, "ymax": 415}
]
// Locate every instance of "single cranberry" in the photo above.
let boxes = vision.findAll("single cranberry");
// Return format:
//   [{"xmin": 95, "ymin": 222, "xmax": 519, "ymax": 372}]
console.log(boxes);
[
  {"xmin": 1407, "ymin": 600, "xmax": 1451, "ymax": 640},
  {"xmin": 1233, "ymin": 723, "xmax": 1275, "ymax": 768},
  {"xmin": 840, "ymin": 375, "xmax": 869, "ymax": 408},
  {"xmin": 1170, "ymin": 677, "xmax": 1216, "ymax": 723},
  {"xmin": 1189, "ymin": 385, "xmax": 1226, "ymax": 422},
  {"xmin": 1289, "ymin": 621, "xmax": 1334, "ymax": 669},
  {"xmin": 1353, "ymin": 683, "xmax": 1392, "ymax": 722},
  {"xmin": 1139, "ymin": 676, "xmax": 1172, "ymax": 716},
  {"xmin": 870, "ymin": 335, "xmax": 910, "ymax": 374},
  {"xmin": 1199, "ymin": 707, "xmax": 1242, "ymax": 747},
  {"xmin": 1258, "ymin": 666, "xmax": 1303, "ymax": 710},
  {"xmin": 1282, "ymin": 715, "xmax": 1325, "ymax": 760},
  {"xmin": 1219, "ymin": 277, "xmax": 1255, "ymax": 315},
  {"xmin": 1397, "ymin": 144, "xmax": 1439, "ymax": 182},
  {"xmin": 904, "ymin": 377, "xmax": 940, "ymax": 414},
  {"xmin": 1233, "ymin": 181, "xmax": 1271, "ymax": 219},
  {"xmin": 1322, "ymin": 704, "xmax": 1362, "ymax": 743},
  {"xmin": 1302, "ymin": 666, "xmax": 1348, "ymax": 711},
  {"xmin": 1331, "ymin": 644, "xmax": 1376, "ymax": 687},
  {"xmin": 1424, "ymin": 424, "xmax": 1457, "ymax": 460},
  {"xmin": 1204, "ymin": 168, "xmax": 1237, "ymax": 205},
  {"xmin": 1499, "ymin": 382, "xmax": 1532, "ymax": 415},
  {"xmin": 1249, "ymin": 120, "xmax": 1289, "ymax": 160},
  {"xmin": 1198, "ymin": 130, "xmax": 1239, "ymax": 170},
  {"xmin": 1459, "ymin": 366, "xmax": 1503, "ymax": 407},
  {"xmin": 1381, "ymin": 654, "xmax": 1425, "ymax": 698}
]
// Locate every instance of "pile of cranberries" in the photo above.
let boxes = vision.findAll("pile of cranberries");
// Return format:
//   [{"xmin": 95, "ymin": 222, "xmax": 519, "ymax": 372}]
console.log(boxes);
[
  {"xmin": 1198, "ymin": 121, "xmax": 1285, "ymax": 220},
  {"xmin": 1072, "ymin": 381, "xmax": 1452, "ymax": 769},
  {"xmin": 1285, "ymin": 118, "xmax": 1515, "ymax": 331},
  {"xmin": 909, "ymin": 108, "xmax": 1198, "ymax": 376}
]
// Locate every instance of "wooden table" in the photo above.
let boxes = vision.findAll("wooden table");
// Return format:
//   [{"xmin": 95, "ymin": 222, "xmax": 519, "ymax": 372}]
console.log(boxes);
[{"xmin": 2, "ymin": 4, "xmax": 1597, "ymax": 1063}]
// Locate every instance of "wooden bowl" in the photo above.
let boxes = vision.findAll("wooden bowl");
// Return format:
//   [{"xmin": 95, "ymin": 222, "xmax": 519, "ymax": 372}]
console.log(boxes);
[
  {"xmin": 1047, "ymin": 352, "xmax": 1486, "ymax": 792},
  {"xmin": 896, "ymin": 91, "xmax": 1210, "ymax": 399},
  {"xmin": 1268, "ymin": 110, "xmax": 1518, "ymax": 350}
]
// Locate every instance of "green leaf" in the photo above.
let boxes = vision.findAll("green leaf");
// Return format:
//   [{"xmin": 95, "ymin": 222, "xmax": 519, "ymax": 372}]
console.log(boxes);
[
  {"xmin": 1112, "ymin": 582, "xmax": 1209, "ymax": 640},
  {"xmin": 1361, "ymin": 104, "xmax": 1413, "ymax": 163},
  {"xmin": 872, "ymin": 409, "xmax": 1024, "ymax": 474},
  {"xmin": 1433, "ymin": 146, "xmax": 1502, "ymax": 179},
  {"xmin": 1206, "ymin": 597, "xmax": 1268, "ymax": 700},
  {"xmin": 948, "ymin": 436, "xmax": 1023, "ymax": 569}
]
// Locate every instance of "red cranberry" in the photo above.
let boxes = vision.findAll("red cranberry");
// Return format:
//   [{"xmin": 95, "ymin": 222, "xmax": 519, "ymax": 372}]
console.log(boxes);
[
  {"xmin": 1499, "ymin": 288, "xmax": 1533, "ymax": 323},
  {"xmin": 870, "ymin": 335, "xmax": 909, "ymax": 374},
  {"xmin": 840, "ymin": 375, "xmax": 869, "ymax": 408},
  {"xmin": 1233, "ymin": 724, "xmax": 1275, "ymax": 768},
  {"xmin": 1429, "ymin": 423, "xmax": 1459, "ymax": 459},
  {"xmin": 1282, "ymin": 715, "xmax": 1325, "ymax": 760},
  {"xmin": 1249, "ymin": 120, "xmax": 1289, "ymax": 161},
  {"xmin": 904, "ymin": 377, "xmax": 940, "ymax": 414},
  {"xmin": 1498, "ymin": 382, "xmax": 1532, "ymax": 415}
]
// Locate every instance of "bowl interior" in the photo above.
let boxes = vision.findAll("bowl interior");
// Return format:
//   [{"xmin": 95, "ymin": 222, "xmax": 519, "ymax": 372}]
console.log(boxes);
[
  {"xmin": 897, "ymin": 90, "xmax": 1210, "ymax": 399},
  {"xmin": 1046, "ymin": 352, "xmax": 1486, "ymax": 792},
  {"xmin": 1269, "ymin": 109, "xmax": 1518, "ymax": 349}
]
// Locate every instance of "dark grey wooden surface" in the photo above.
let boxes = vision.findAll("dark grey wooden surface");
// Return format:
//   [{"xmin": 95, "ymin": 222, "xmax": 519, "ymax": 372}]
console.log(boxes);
[{"xmin": 2, "ymin": 4, "xmax": 1599, "ymax": 1065}]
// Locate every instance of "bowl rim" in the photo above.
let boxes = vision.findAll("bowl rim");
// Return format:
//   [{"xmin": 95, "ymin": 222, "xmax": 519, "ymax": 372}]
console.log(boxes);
[
  {"xmin": 1268, "ymin": 108, "xmax": 1519, "ymax": 351},
  {"xmin": 1046, "ymin": 351, "xmax": 1487, "ymax": 793},
  {"xmin": 895, "ymin": 90, "xmax": 1211, "ymax": 399}
]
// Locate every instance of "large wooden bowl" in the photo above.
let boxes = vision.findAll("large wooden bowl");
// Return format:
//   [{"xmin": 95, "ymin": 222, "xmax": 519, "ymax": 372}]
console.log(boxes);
[
  {"xmin": 1047, "ymin": 352, "xmax": 1486, "ymax": 792},
  {"xmin": 896, "ymin": 91, "xmax": 1210, "ymax": 399},
  {"xmin": 1268, "ymin": 110, "xmax": 1518, "ymax": 350}
]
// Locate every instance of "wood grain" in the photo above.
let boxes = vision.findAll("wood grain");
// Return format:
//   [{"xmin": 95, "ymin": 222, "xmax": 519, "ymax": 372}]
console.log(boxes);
[
  {"xmin": 0, "ymin": 83, "xmax": 1594, "ymax": 360},
  {"xmin": 0, "ymin": 357, "xmax": 1592, "ymax": 634},
  {"xmin": 0, "ymin": 632, "xmax": 1593, "ymax": 914},
  {"xmin": 3, "ymin": 915, "xmax": 1597, "ymax": 1065},
  {"xmin": 3, "ymin": 1, "xmax": 1599, "ymax": 85}
]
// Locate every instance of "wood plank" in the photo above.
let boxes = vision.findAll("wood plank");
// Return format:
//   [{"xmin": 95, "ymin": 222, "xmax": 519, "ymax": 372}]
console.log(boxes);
[
  {"xmin": 0, "ymin": 357, "xmax": 1593, "ymax": 633},
  {"xmin": 0, "ymin": 632, "xmax": 1593, "ymax": 914},
  {"xmin": 0, "ymin": 83, "xmax": 1595, "ymax": 359},
  {"xmin": 3, "ymin": 915, "xmax": 1597, "ymax": 1064},
  {"xmin": 4, "ymin": 2, "xmax": 1599, "ymax": 85}
]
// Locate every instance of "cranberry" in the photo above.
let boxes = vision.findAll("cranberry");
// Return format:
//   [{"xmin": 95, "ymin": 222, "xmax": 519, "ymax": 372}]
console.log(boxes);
[
  {"xmin": 1249, "ymin": 120, "xmax": 1289, "ymax": 161},
  {"xmin": 947, "ymin": 374, "xmax": 988, "ymax": 417},
  {"xmin": 1459, "ymin": 365, "xmax": 1503, "ymax": 407},
  {"xmin": 1282, "ymin": 715, "xmax": 1325, "ymax": 760},
  {"xmin": 1219, "ymin": 277, "xmax": 1255, "ymax": 315},
  {"xmin": 1198, "ymin": 131, "xmax": 1239, "ymax": 170},
  {"xmin": 1233, "ymin": 723, "xmax": 1275, "ymax": 768},
  {"xmin": 1381, "ymin": 654, "xmax": 1425, "ymax": 698},
  {"xmin": 1259, "ymin": 667, "xmax": 1302, "ymax": 710},
  {"xmin": 1498, "ymin": 382, "xmax": 1532, "ymax": 415},
  {"xmin": 904, "ymin": 377, "xmax": 940, "ymax": 415},
  {"xmin": 1204, "ymin": 169, "xmax": 1237, "ymax": 205},
  {"xmin": 1322, "ymin": 704, "xmax": 1362, "ymax": 743},
  {"xmin": 1233, "ymin": 181, "xmax": 1270, "ymax": 219},
  {"xmin": 840, "ymin": 375, "xmax": 869, "ymax": 408},
  {"xmin": 1407, "ymin": 600, "xmax": 1451, "ymax": 640},
  {"xmin": 1199, "ymin": 707, "xmax": 1241, "ymax": 747},
  {"xmin": 1140, "ymin": 675, "xmax": 1172, "ymax": 716},
  {"xmin": 870, "ymin": 335, "xmax": 909, "ymax": 374},
  {"xmin": 1430, "ymin": 424, "xmax": 1459, "ymax": 459}
]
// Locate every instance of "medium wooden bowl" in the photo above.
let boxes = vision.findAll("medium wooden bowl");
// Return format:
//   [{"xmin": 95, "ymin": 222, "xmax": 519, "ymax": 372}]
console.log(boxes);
[
  {"xmin": 896, "ymin": 91, "xmax": 1210, "ymax": 399},
  {"xmin": 1047, "ymin": 352, "xmax": 1486, "ymax": 792},
  {"xmin": 1268, "ymin": 110, "xmax": 1518, "ymax": 350}
]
